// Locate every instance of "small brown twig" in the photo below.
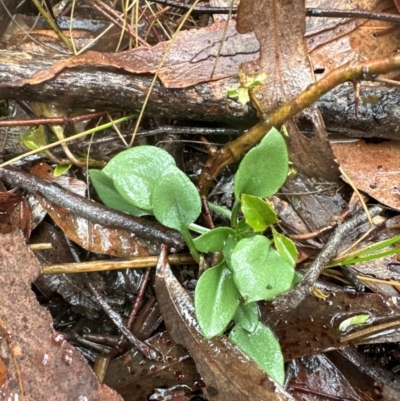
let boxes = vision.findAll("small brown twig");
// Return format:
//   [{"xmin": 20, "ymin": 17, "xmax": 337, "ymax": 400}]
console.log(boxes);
[
  {"xmin": 84, "ymin": 276, "xmax": 159, "ymax": 360},
  {"xmin": 107, "ymin": 268, "xmax": 152, "ymax": 359},
  {"xmin": 0, "ymin": 111, "xmax": 107, "ymax": 127}
]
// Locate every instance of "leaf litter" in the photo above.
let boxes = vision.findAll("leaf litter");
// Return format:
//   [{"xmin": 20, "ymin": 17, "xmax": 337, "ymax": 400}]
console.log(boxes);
[{"xmin": 0, "ymin": 3, "xmax": 398, "ymax": 399}]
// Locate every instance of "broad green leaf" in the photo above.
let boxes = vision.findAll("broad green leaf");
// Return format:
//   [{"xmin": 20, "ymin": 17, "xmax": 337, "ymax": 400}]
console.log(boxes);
[
  {"xmin": 234, "ymin": 128, "xmax": 288, "ymax": 198},
  {"xmin": 194, "ymin": 227, "xmax": 235, "ymax": 252},
  {"xmin": 229, "ymin": 321, "xmax": 285, "ymax": 386},
  {"xmin": 103, "ymin": 146, "xmax": 176, "ymax": 211},
  {"xmin": 272, "ymin": 229, "xmax": 298, "ymax": 268},
  {"xmin": 152, "ymin": 165, "xmax": 201, "ymax": 231},
  {"xmin": 233, "ymin": 303, "xmax": 259, "ymax": 333},
  {"xmin": 222, "ymin": 235, "xmax": 239, "ymax": 270},
  {"xmin": 231, "ymin": 236, "xmax": 295, "ymax": 303},
  {"xmin": 54, "ymin": 163, "xmax": 72, "ymax": 177},
  {"xmin": 88, "ymin": 169, "xmax": 149, "ymax": 217},
  {"xmin": 241, "ymin": 194, "xmax": 278, "ymax": 232},
  {"xmin": 339, "ymin": 314, "xmax": 370, "ymax": 331},
  {"xmin": 195, "ymin": 262, "xmax": 240, "ymax": 339}
]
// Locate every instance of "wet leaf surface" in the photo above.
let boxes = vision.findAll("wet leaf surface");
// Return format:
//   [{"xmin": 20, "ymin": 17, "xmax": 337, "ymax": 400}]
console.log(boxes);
[
  {"xmin": 281, "ymin": 174, "xmax": 347, "ymax": 236},
  {"xmin": 0, "ymin": 231, "xmax": 122, "ymax": 401},
  {"xmin": 261, "ymin": 287, "xmax": 400, "ymax": 361},
  {"xmin": 104, "ymin": 331, "xmax": 201, "ymax": 401},
  {"xmin": 237, "ymin": 0, "xmax": 339, "ymax": 181},
  {"xmin": 332, "ymin": 140, "xmax": 400, "ymax": 212},
  {"xmin": 30, "ymin": 162, "xmax": 158, "ymax": 257},
  {"xmin": 31, "ymin": 222, "xmax": 103, "ymax": 318},
  {"xmin": 287, "ymin": 354, "xmax": 360, "ymax": 401},
  {"xmin": 0, "ymin": 191, "xmax": 31, "ymax": 239},
  {"xmin": 155, "ymin": 246, "xmax": 294, "ymax": 401},
  {"xmin": 4, "ymin": 20, "xmax": 258, "ymax": 89}
]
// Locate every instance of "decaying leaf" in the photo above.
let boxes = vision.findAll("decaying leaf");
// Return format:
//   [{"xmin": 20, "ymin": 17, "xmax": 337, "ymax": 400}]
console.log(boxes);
[
  {"xmin": 332, "ymin": 140, "xmax": 400, "ymax": 211},
  {"xmin": 236, "ymin": 0, "xmax": 339, "ymax": 181},
  {"xmin": 261, "ymin": 288, "xmax": 400, "ymax": 361},
  {"xmin": 31, "ymin": 222, "xmax": 104, "ymax": 318},
  {"xmin": 30, "ymin": 162, "xmax": 158, "ymax": 257},
  {"xmin": 0, "ymin": 191, "xmax": 31, "ymax": 239},
  {"xmin": 308, "ymin": 0, "xmax": 400, "ymax": 76},
  {"xmin": 3, "ymin": 20, "xmax": 258, "ymax": 89},
  {"xmin": 155, "ymin": 246, "xmax": 294, "ymax": 401},
  {"xmin": 0, "ymin": 231, "xmax": 122, "ymax": 401},
  {"xmin": 104, "ymin": 331, "xmax": 201, "ymax": 401},
  {"xmin": 288, "ymin": 354, "xmax": 360, "ymax": 401}
]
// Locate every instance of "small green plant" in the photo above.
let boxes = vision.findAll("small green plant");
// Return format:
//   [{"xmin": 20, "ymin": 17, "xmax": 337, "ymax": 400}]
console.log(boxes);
[{"xmin": 89, "ymin": 127, "xmax": 299, "ymax": 385}]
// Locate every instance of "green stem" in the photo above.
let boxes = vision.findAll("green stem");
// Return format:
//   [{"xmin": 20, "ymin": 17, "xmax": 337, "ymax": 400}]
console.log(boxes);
[
  {"xmin": 180, "ymin": 225, "xmax": 200, "ymax": 263},
  {"xmin": 188, "ymin": 223, "xmax": 211, "ymax": 235},
  {"xmin": 230, "ymin": 198, "xmax": 241, "ymax": 228},
  {"xmin": 207, "ymin": 201, "xmax": 232, "ymax": 220}
]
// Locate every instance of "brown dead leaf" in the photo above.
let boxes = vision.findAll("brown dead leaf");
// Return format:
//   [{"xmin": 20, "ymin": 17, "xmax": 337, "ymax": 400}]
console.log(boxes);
[
  {"xmin": 261, "ymin": 289, "xmax": 400, "ymax": 361},
  {"xmin": 0, "ymin": 356, "xmax": 6, "ymax": 387},
  {"xmin": 30, "ymin": 162, "xmax": 156, "ymax": 257},
  {"xmin": 237, "ymin": 0, "xmax": 339, "ymax": 181},
  {"xmin": 0, "ymin": 231, "xmax": 122, "ymax": 401},
  {"xmin": 104, "ymin": 331, "xmax": 201, "ymax": 401},
  {"xmin": 32, "ymin": 222, "xmax": 104, "ymax": 318},
  {"xmin": 4, "ymin": 20, "xmax": 258, "ymax": 89},
  {"xmin": 0, "ymin": 192, "xmax": 31, "ymax": 239},
  {"xmin": 308, "ymin": 0, "xmax": 400, "ymax": 77},
  {"xmin": 288, "ymin": 354, "xmax": 360, "ymax": 401},
  {"xmin": 155, "ymin": 246, "xmax": 294, "ymax": 401},
  {"xmin": 332, "ymin": 140, "xmax": 400, "ymax": 211}
]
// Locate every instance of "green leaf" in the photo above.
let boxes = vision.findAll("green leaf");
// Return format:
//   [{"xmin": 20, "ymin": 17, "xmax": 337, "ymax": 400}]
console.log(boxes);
[
  {"xmin": 152, "ymin": 165, "xmax": 201, "ymax": 231},
  {"xmin": 272, "ymin": 229, "xmax": 298, "ymax": 268},
  {"xmin": 195, "ymin": 262, "xmax": 240, "ymax": 339},
  {"xmin": 241, "ymin": 194, "xmax": 278, "ymax": 232},
  {"xmin": 194, "ymin": 227, "xmax": 236, "ymax": 253},
  {"xmin": 236, "ymin": 219, "xmax": 252, "ymax": 236},
  {"xmin": 234, "ymin": 127, "xmax": 288, "ymax": 199},
  {"xmin": 233, "ymin": 303, "xmax": 259, "ymax": 333},
  {"xmin": 88, "ymin": 169, "xmax": 149, "ymax": 217},
  {"xmin": 231, "ymin": 236, "xmax": 295, "ymax": 303},
  {"xmin": 222, "ymin": 235, "xmax": 239, "ymax": 270},
  {"xmin": 21, "ymin": 125, "xmax": 47, "ymax": 151},
  {"xmin": 103, "ymin": 146, "xmax": 176, "ymax": 211},
  {"xmin": 229, "ymin": 321, "xmax": 285, "ymax": 386},
  {"xmin": 53, "ymin": 163, "xmax": 72, "ymax": 177},
  {"xmin": 339, "ymin": 314, "xmax": 370, "ymax": 331}
]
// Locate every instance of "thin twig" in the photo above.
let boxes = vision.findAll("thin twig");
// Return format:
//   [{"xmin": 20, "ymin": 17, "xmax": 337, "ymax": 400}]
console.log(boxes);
[
  {"xmin": 85, "ymin": 276, "xmax": 160, "ymax": 360},
  {"xmin": 152, "ymin": 1, "xmax": 400, "ymax": 25},
  {"xmin": 0, "ymin": 111, "xmax": 106, "ymax": 127},
  {"xmin": 0, "ymin": 166, "xmax": 183, "ymax": 248},
  {"xmin": 41, "ymin": 254, "xmax": 194, "ymax": 274},
  {"xmin": 272, "ymin": 206, "xmax": 383, "ymax": 313}
]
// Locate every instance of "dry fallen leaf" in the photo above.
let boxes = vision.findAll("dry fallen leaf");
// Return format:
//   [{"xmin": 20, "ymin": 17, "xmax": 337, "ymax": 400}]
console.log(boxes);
[
  {"xmin": 0, "ymin": 231, "xmax": 122, "ymax": 401},
  {"xmin": 155, "ymin": 246, "xmax": 294, "ymax": 401}
]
